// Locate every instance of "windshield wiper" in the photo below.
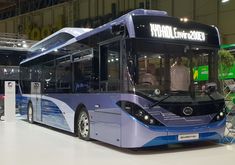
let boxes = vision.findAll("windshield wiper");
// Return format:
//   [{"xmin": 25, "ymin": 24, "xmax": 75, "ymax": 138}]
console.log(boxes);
[
  {"xmin": 149, "ymin": 94, "xmax": 172, "ymax": 108},
  {"xmin": 149, "ymin": 90, "xmax": 191, "ymax": 108}
]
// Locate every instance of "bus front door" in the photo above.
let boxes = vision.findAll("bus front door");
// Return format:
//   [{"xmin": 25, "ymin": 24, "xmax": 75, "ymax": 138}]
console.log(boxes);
[
  {"xmin": 30, "ymin": 82, "xmax": 42, "ymax": 122},
  {"xmin": 93, "ymin": 40, "xmax": 122, "ymax": 146}
]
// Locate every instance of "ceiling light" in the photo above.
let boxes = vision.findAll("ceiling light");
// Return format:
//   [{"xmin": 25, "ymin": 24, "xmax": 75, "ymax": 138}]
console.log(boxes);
[
  {"xmin": 221, "ymin": 0, "xmax": 230, "ymax": 3},
  {"xmin": 22, "ymin": 44, "xmax": 28, "ymax": 48}
]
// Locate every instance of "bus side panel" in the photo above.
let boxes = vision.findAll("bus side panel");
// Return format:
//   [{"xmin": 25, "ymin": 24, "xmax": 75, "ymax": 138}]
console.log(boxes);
[
  {"xmin": 121, "ymin": 110, "xmax": 168, "ymax": 148},
  {"xmin": 40, "ymin": 97, "xmax": 71, "ymax": 131},
  {"xmin": 76, "ymin": 94, "xmax": 122, "ymax": 147},
  {"xmin": 40, "ymin": 95, "xmax": 74, "ymax": 132},
  {"xmin": 92, "ymin": 107, "xmax": 121, "ymax": 147},
  {"xmin": 41, "ymin": 93, "xmax": 122, "ymax": 147}
]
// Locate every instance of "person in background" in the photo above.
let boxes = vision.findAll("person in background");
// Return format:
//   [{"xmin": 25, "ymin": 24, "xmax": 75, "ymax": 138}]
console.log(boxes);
[
  {"xmin": 140, "ymin": 63, "xmax": 158, "ymax": 86},
  {"xmin": 170, "ymin": 57, "xmax": 190, "ymax": 91}
]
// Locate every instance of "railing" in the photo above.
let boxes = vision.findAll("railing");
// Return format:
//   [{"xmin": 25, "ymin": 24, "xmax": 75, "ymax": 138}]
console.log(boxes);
[{"xmin": 0, "ymin": 32, "xmax": 37, "ymax": 49}]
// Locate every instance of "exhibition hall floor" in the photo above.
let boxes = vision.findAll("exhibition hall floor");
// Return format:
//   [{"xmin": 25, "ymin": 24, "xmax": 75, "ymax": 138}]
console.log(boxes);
[{"xmin": 0, "ymin": 119, "xmax": 235, "ymax": 165}]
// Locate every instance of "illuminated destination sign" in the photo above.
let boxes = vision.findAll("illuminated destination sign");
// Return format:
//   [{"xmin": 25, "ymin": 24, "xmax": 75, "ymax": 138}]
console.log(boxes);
[{"xmin": 150, "ymin": 23, "xmax": 206, "ymax": 42}]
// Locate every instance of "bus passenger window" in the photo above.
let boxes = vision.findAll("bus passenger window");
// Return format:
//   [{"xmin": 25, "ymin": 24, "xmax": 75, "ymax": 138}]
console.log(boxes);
[
  {"xmin": 42, "ymin": 62, "xmax": 56, "ymax": 93},
  {"xmin": 74, "ymin": 60, "xmax": 93, "ymax": 93},
  {"xmin": 56, "ymin": 60, "xmax": 72, "ymax": 93}
]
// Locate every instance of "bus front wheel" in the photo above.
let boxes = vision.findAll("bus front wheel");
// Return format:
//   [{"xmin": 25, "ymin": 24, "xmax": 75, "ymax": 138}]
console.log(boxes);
[
  {"xmin": 77, "ymin": 109, "xmax": 90, "ymax": 141},
  {"xmin": 27, "ymin": 103, "xmax": 34, "ymax": 124}
]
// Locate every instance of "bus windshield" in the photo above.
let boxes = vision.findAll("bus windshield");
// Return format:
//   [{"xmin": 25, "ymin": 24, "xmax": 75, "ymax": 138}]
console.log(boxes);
[{"xmin": 127, "ymin": 39, "xmax": 219, "ymax": 99}]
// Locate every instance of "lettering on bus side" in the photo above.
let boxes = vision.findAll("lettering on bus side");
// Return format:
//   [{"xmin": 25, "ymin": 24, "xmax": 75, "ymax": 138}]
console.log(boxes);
[{"xmin": 149, "ymin": 23, "xmax": 206, "ymax": 42}]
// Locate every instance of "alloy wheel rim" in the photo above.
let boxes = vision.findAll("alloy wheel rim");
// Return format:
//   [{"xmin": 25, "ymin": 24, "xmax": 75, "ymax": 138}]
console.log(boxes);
[{"xmin": 78, "ymin": 112, "xmax": 89, "ymax": 138}]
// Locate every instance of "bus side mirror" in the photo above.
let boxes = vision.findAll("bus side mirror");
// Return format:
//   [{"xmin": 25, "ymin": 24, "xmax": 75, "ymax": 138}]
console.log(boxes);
[{"xmin": 204, "ymin": 82, "xmax": 217, "ymax": 94}]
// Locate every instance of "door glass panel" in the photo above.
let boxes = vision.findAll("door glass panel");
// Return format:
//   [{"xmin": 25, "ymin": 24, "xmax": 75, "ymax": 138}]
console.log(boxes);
[{"xmin": 100, "ymin": 42, "xmax": 120, "ymax": 92}]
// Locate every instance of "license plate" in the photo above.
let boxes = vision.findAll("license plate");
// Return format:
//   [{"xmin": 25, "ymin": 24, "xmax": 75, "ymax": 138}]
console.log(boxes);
[{"xmin": 178, "ymin": 133, "xmax": 199, "ymax": 141}]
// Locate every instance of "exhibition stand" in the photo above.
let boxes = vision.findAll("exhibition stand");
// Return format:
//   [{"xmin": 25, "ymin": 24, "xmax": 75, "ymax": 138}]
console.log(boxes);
[{"xmin": 4, "ymin": 81, "xmax": 16, "ymax": 122}]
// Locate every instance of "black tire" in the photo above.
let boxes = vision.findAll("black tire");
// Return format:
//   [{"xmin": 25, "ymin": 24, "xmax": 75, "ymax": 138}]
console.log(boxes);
[
  {"xmin": 27, "ymin": 103, "xmax": 34, "ymax": 124},
  {"xmin": 77, "ymin": 108, "xmax": 90, "ymax": 140}
]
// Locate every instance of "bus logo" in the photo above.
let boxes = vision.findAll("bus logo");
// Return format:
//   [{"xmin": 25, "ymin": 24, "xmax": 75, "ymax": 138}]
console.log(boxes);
[
  {"xmin": 34, "ymin": 83, "xmax": 39, "ymax": 88},
  {"xmin": 183, "ymin": 106, "xmax": 194, "ymax": 116}
]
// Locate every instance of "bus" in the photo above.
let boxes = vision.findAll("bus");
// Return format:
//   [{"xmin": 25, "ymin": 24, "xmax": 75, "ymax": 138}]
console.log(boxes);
[{"xmin": 19, "ymin": 9, "xmax": 226, "ymax": 148}]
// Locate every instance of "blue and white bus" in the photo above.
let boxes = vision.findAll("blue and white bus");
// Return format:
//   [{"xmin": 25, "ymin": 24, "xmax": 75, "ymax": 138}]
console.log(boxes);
[{"xmin": 19, "ymin": 9, "xmax": 226, "ymax": 148}]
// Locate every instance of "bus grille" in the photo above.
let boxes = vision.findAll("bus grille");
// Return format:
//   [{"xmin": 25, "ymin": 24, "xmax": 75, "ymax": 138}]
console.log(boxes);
[{"xmin": 159, "ymin": 100, "xmax": 225, "ymax": 117}]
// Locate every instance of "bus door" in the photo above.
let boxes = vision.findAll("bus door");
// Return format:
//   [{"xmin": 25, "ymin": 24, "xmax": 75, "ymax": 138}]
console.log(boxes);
[
  {"xmin": 93, "ymin": 39, "xmax": 122, "ymax": 146},
  {"xmin": 30, "ymin": 82, "xmax": 42, "ymax": 121}
]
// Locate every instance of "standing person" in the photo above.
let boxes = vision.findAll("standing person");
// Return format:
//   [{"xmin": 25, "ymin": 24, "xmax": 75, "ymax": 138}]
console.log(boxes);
[
  {"xmin": 170, "ymin": 57, "xmax": 190, "ymax": 91},
  {"xmin": 140, "ymin": 63, "xmax": 158, "ymax": 86}
]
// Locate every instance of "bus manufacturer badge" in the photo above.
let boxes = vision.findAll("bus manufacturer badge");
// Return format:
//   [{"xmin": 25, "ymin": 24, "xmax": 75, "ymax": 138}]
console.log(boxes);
[
  {"xmin": 8, "ymin": 82, "xmax": 13, "ymax": 88},
  {"xmin": 183, "ymin": 106, "xmax": 193, "ymax": 116},
  {"xmin": 34, "ymin": 83, "xmax": 39, "ymax": 88}
]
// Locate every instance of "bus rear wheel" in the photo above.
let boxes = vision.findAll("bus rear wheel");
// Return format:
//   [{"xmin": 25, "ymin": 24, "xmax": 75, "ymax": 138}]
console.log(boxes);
[
  {"xmin": 27, "ymin": 103, "xmax": 34, "ymax": 124},
  {"xmin": 77, "ymin": 109, "xmax": 90, "ymax": 141}
]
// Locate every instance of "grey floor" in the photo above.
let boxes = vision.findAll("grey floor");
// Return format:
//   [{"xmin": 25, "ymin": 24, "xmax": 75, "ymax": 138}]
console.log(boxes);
[{"xmin": 0, "ymin": 119, "xmax": 235, "ymax": 165}]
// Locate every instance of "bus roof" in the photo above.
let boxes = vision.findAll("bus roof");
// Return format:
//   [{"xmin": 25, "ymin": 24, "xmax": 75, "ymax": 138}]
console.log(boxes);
[
  {"xmin": 23, "ymin": 28, "xmax": 92, "ymax": 63},
  {"xmin": 74, "ymin": 9, "xmax": 168, "ymax": 41},
  {"xmin": 21, "ymin": 9, "xmax": 219, "ymax": 65},
  {"xmin": 30, "ymin": 27, "xmax": 92, "ymax": 52},
  {"xmin": 21, "ymin": 9, "xmax": 168, "ymax": 65}
]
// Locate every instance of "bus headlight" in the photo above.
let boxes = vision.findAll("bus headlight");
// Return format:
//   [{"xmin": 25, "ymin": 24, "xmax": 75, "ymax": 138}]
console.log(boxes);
[
  {"xmin": 219, "ymin": 112, "xmax": 224, "ymax": 117},
  {"xmin": 211, "ymin": 110, "xmax": 226, "ymax": 123},
  {"xmin": 144, "ymin": 115, "xmax": 149, "ymax": 120},
  {"xmin": 116, "ymin": 101, "xmax": 164, "ymax": 126}
]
